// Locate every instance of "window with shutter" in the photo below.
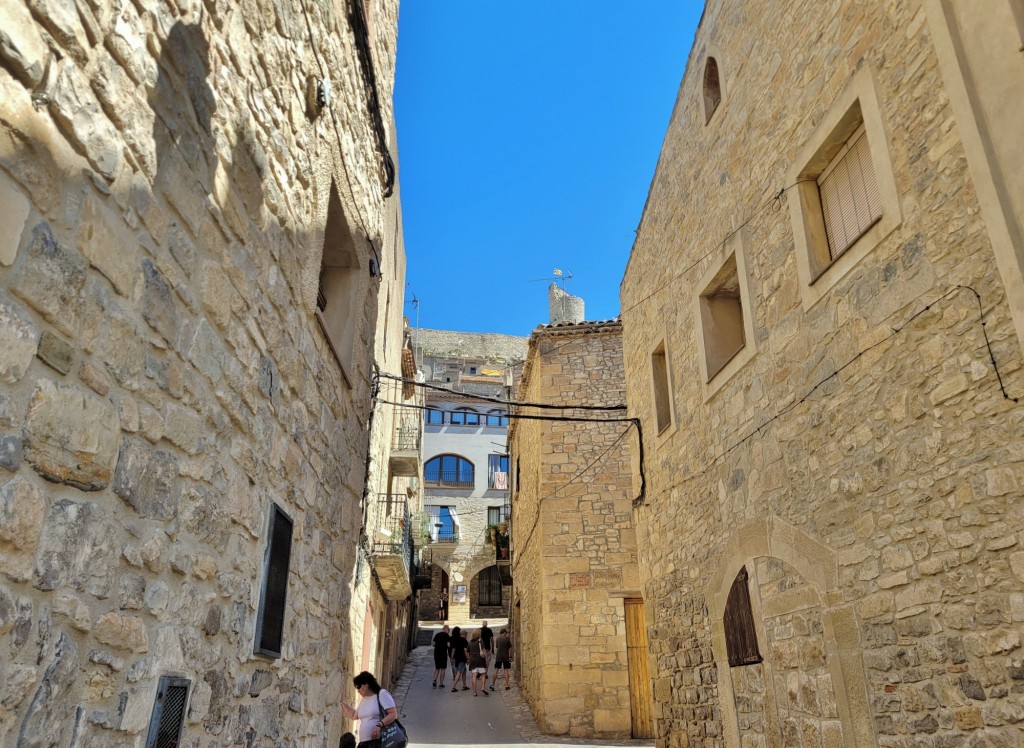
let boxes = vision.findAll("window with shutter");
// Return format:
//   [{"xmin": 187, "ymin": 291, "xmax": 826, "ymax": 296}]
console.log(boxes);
[
  {"xmin": 255, "ymin": 503, "xmax": 294, "ymax": 658},
  {"xmin": 145, "ymin": 676, "xmax": 190, "ymax": 748},
  {"xmin": 817, "ymin": 123, "xmax": 882, "ymax": 261},
  {"xmin": 786, "ymin": 68, "xmax": 901, "ymax": 307},
  {"xmin": 724, "ymin": 566, "xmax": 763, "ymax": 667}
]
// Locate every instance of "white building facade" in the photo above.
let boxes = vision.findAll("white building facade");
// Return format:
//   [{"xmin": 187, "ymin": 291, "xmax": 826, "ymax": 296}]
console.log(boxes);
[{"xmin": 413, "ymin": 329, "xmax": 527, "ymax": 621}]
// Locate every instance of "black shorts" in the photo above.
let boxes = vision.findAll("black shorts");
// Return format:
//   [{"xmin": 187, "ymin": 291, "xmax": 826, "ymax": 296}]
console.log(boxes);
[
  {"xmin": 494, "ymin": 659, "xmax": 511, "ymax": 670},
  {"xmin": 433, "ymin": 649, "xmax": 448, "ymax": 669}
]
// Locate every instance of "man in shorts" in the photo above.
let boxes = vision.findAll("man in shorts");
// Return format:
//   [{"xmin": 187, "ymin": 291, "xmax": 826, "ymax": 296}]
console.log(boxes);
[
  {"xmin": 493, "ymin": 628, "xmax": 513, "ymax": 690},
  {"xmin": 493, "ymin": 622, "xmax": 516, "ymax": 688},
  {"xmin": 479, "ymin": 620, "xmax": 494, "ymax": 689}
]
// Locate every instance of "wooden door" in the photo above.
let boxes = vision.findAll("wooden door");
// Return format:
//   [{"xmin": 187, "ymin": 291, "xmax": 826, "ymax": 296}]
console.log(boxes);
[{"xmin": 625, "ymin": 598, "xmax": 654, "ymax": 738}]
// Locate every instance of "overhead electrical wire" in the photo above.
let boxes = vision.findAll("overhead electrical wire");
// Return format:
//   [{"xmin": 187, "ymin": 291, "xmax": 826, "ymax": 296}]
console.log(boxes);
[
  {"xmin": 376, "ymin": 371, "xmax": 626, "ymax": 412},
  {"xmin": 635, "ymin": 283, "xmax": 1021, "ymax": 509},
  {"xmin": 511, "ymin": 422, "xmax": 638, "ymax": 566}
]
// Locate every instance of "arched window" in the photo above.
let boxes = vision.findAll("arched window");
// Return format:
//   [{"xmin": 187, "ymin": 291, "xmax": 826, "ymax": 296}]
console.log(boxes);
[
  {"xmin": 450, "ymin": 408, "xmax": 480, "ymax": 426},
  {"xmin": 703, "ymin": 57, "xmax": 722, "ymax": 123},
  {"xmin": 424, "ymin": 454, "xmax": 475, "ymax": 488},
  {"xmin": 478, "ymin": 566, "xmax": 502, "ymax": 606},
  {"xmin": 724, "ymin": 566, "xmax": 762, "ymax": 666},
  {"xmin": 485, "ymin": 409, "xmax": 509, "ymax": 427}
]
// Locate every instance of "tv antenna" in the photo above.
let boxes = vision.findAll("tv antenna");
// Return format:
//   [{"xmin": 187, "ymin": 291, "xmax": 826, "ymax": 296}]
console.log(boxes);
[{"xmin": 528, "ymin": 268, "xmax": 574, "ymax": 291}]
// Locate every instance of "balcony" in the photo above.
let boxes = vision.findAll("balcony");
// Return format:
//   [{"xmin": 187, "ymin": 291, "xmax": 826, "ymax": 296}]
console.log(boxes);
[
  {"xmin": 369, "ymin": 494, "xmax": 412, "ymax": 600},
  {"xmin": 389, "ymin": 409, "xmax": 421, "ymax": 477},
  {"xmin": 424, "ymin": 471, "xmax": 474, "ymax": 490}
]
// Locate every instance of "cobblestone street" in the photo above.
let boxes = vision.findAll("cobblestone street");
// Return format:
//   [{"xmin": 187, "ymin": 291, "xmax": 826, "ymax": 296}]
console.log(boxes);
[{"xmin": 389, "ymin": 626, "xmax": 654, "ymax": 747}]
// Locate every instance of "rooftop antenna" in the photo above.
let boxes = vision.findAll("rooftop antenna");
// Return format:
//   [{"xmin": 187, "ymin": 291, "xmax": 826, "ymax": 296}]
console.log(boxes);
[{"xmin": 528, "ymin": 268, "xmax": 574, "ymax": 290}]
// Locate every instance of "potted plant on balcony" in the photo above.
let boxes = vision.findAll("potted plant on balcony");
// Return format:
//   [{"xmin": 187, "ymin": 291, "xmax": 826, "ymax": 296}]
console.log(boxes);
[
  {"xmin": 495, "ymin": 521, "xmax": 510, "ymax": 559},
  {"xmin": 485, "ymin": 523, "xmax": 499, "ymax": 546}
]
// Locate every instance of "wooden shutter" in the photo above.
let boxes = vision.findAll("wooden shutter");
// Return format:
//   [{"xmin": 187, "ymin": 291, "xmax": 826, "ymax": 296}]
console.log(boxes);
[
  {"xmin": 818, "ymin": 123, "xmax": 883, "ymax": 260},
  {"xmin": 145, "ymin": 676, "xmax": 190, "ymax": 748},
  {"xmin": 255, "ymin": 504, "xmax": 294, "ymax": 657},
  {"xmin": 724, "ymin": 566, "xmax": 763, "ymax": 667}
]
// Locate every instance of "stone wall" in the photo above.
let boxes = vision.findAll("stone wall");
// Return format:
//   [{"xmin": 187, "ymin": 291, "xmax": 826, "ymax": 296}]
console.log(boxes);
[
  {"xmin": 509, "ymin": 321, "xmax": 643, "ymax": 738},
  {"xmin": 620, "ymin": 1, "xmax": 1024, "ymax": 747},
  {"xmin": 415, "ymin": 328, "xmax": 529, "ymax": 365},
  {"xmin": 0, "ymin": 0, "xmax": 403, "ymax": 745}
]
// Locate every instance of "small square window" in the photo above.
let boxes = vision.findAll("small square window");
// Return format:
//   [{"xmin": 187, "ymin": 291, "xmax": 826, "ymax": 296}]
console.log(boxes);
[
  {"xmin": 699, "ymin": 254, "xmax": 745, "ymax": 381},
  {"xmin": 694, "ymin": 232, "xmax": 756, "ymax": 395}
]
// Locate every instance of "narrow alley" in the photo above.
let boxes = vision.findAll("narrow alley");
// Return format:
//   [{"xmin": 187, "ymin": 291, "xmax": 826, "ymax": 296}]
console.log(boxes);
[{"xmin": 387, "ymin": 624, "xmax": 654, "ymax": 748}]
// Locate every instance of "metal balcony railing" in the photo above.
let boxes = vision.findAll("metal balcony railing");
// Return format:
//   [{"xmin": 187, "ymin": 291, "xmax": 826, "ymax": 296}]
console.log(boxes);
[
  {"xmin": 371, "ymin": 494, "xmax": 411, "ymax": 572},
  {"xmin": 391, "ymin": 412, "xmax": 421, "ymax": 453},
  {"xmin": 424, "ymin": 470, "xmax": 474, "ymax": 489},
  {"xmin": 431, "ymin": 525, "xmax": 459, "ymax": 544}
]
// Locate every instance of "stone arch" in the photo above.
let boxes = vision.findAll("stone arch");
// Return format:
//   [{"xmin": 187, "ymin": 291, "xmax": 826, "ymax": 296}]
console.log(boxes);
[{"xmin": 705, "ymin": 516, "xmax": 874, "ymax": 748}]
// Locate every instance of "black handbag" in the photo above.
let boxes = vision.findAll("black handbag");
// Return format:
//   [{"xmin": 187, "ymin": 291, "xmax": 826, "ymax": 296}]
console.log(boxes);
[{"xmin": 377, "ymin": 694, "xmax": 408, "ymax": 748}]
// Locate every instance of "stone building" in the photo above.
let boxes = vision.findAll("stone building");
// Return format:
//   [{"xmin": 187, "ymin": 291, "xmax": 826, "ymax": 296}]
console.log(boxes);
[
  {"xmin": 508, "ymin": 316, "xmax": 650, "ymax": 739},
  {"xmin": 0, "ymin": 0, "xmax": 412, "ymax": 745},
  {"xmin": 620, "ymin": 1, "xmax": 1024, "ymax": 747},
  {"xmin": 413, "ymin": 328, "xmax": 527, "ymax": 622}
]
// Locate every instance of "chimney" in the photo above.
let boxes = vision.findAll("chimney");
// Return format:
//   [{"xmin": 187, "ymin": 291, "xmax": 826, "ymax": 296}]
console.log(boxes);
[{"xmin": 548, "ymin": 283, "xmax": 584, "ymax": 325}]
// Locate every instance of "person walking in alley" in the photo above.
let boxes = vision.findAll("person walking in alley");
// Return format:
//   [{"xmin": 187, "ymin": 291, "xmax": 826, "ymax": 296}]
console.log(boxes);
[
  {"xmin": 449, "ymin": 626, "xmax": 469, "ymax": 692},
  {"xmin": 431, "ymin": 625, "xmax": 451, "ymax": 688},
  {"xmin": 493, "ymin": 628, "xmax": 514, "ymax": 690},
  {"xmin": 479, "ymin": 620, "xmax": 494, "ymax": 689},
  {"xmin": 340, "ymin": 671, "xmax": 399, "ymax": 748},
  {"xmin": 467, "ymin": 629, "xmax": 489, "ymax": 696}
]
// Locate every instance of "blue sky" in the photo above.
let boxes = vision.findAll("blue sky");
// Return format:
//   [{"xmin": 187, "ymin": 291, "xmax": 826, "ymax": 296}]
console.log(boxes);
[{"xmin": 395, "ymin": 2, "xmax": 703, "ymax": 337}]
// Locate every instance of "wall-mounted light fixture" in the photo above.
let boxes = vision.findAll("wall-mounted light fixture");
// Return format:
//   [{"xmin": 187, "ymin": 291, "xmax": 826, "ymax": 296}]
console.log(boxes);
[{"xmin": 306, "ymin": 75, "xmax": 331, "ymax": 118}]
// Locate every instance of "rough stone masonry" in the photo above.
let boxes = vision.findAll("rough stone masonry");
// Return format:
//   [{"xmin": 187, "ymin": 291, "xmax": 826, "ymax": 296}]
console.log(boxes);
[
  {"xmin": 620, "ymin": 0, "xmax": 1024, "ymax": 746},
  {"xmin": 0, "ymin": 0, "xmax": 401, "ymax": 745}
]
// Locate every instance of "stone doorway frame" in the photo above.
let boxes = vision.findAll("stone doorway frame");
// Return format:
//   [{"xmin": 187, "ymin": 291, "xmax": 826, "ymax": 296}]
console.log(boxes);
[{"xmin": 704, "ymin": 516, "xmax": 875, "ymax": 747}]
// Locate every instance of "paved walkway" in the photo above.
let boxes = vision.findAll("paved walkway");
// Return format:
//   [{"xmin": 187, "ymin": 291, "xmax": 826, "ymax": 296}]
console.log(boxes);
[{"xmin": 388, "ymin": 626, "xmax": 655, "ymax": 748}]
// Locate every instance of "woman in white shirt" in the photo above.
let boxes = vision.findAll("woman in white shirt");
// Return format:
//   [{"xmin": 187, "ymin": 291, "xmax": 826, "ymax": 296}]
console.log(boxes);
[{"xmin": 340, "ymin": 671, "xmax": 398, "ymax": 748}]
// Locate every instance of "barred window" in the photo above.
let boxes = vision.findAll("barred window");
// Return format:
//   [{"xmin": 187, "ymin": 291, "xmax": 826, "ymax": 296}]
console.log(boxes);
[
  {"xmin": 255, "ymin": 503, "xmax": 293, "ymax": 658},
  {"xmin": 145, "ymin": 676, "xmax": 190, "ymax": 748},
  {"xmin": 478, "ymin": 566, "xmax": 503, "ymax": 606}
]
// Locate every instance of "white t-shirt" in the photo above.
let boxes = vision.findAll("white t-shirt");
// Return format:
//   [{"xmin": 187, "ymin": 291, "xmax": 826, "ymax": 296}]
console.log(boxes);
[{"xmin": 355, "ymin": 690, "xmax": 396, "ymax": 743}]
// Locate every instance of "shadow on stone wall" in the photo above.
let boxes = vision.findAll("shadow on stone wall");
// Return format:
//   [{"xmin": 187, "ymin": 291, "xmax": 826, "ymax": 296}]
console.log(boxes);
[{"xmin": 149, "ymin": 20, "xmax": 267, "ymax": 246}]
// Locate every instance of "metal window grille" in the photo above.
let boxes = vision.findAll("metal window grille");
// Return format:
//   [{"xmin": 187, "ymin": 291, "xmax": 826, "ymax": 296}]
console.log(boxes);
[
  {"xmin": 479, "ymin": 566, "xmax": 503, "ymax": 606},
  {"xmin": 145, "ymin": 676, "xmax": 190, "ymax": 748},
  {"xmin": 255, "ymin": 504, "xmax": 294, "ymax": 658},
  {"xmin": 818, "ymin": 123, "xmax": 882, "ymax": 261},
  {"xmin": 724, "ymin": 566, "xmax": 763, "ymax": 667},
  {"xmin": 316, "ymin": 275, "xmax": 328, "ymax": 312}
]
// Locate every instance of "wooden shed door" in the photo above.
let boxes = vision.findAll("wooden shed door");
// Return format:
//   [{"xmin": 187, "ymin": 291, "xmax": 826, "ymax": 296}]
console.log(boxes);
[{"xmin": 625, "ymin": 598, "xmax": 654, "ymax": 738}]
